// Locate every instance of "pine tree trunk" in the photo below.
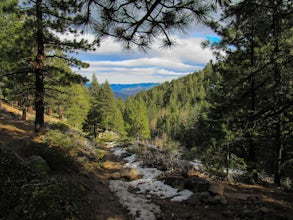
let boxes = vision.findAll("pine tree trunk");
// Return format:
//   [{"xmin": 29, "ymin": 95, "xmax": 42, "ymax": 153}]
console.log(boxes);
[
  {"xmin": 34, "ymin": 0, "xmax": 45, "ymax": 132},
  {"xmin": 22, "ymin": 106, "xmax": 27, "ymax": 120},
  {"xmin": 274, "ymin": 117, "xmax": 283, "ymax": 186},
  {"xmin": 247, "ymin": 25, "xmax": 258, "ymax": 181},
  {"xmin": 272, "ymin": 2, "xmax": 283, "ymax": 186},
  {"xmin": 35, "ymin": 69, "xmax": 45, "ymax": 131},
  {"xmin": 27, "ymin": 105, "xmax": 34, "ymax": 114},
  {"xmin": 58, "ymin": 104, "xmax": 63, "ymax": 119}
]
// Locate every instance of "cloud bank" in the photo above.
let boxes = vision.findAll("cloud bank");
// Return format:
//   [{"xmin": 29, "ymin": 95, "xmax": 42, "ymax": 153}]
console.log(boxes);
[{"xmin": 71, "ymin": 31, "xmax": 216, "ymax": 84}]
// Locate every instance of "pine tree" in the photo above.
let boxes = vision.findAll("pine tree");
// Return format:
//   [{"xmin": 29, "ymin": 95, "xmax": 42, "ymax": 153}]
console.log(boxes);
[
  {"xmin": 83, "ymin": 74, "xmax": 101, "ymax": 139},
  {"xmin": 206, "ymin": 0, "xmax": 293, "ymax": 184},
  {"xmin": 125, "ymin": 97, "xmax": 150, "ymax": 140},
  {"xmin": 63, "ymin": 84, "xmax": 90, "ymax": 129},
  {"xmin": 79, "ymin": 0, "xmax": 225, "ymax": 50},
  {"xmin": 15, "ymin": 0, "xmax": 97, "ymax": 131}
]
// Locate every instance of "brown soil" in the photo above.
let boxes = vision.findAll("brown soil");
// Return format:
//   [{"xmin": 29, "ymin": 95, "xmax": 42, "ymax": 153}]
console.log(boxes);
[{"xmin": 1, "ymin": 102, "xmax": 292, "ymax": 220}]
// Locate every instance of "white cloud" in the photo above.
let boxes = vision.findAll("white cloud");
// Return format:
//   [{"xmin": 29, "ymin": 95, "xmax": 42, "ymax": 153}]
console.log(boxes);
[{"xmin": 71, "ymin": 31, "xmax": 216, "ymax": 84}]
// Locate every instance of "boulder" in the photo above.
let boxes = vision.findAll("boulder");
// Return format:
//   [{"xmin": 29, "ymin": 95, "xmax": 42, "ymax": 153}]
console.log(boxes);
[
  {"xmin": 164, "ymin": 176, "xmax": 184, "ymax": 188},
  {"xmin": 208, "ymin": 183, "xmax": 224, "ymax": 196},
  {"xmin": 184, "ymin": 176, "xmax": 210, "ymax": 192}
]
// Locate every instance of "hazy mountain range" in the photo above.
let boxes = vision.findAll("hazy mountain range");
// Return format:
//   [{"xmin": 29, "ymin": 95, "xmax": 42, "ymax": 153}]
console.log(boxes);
[
  {"xmin": 86, "ymin": 82, "xmax": 159, "ymax": 99},
  {"xmin": 111, "ymin": 83, "xmax": 159, "ymax": 99}
]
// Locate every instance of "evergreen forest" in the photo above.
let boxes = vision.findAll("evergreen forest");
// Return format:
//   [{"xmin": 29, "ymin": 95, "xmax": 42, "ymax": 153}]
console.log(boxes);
[{"xmin": 0, "ymin": 0, "xmax": 292, "ymax": 219}]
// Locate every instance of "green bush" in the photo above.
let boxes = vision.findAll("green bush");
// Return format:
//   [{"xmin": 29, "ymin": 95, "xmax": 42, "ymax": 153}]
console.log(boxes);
[{"xmin": 46, "ymin": 129, "xmax": 73, "ymax": 149}]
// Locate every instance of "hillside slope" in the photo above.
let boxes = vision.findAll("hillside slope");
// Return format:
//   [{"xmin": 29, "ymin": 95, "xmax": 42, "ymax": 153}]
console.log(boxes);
[
  {"xmin": 0, "ymin": 102, "xmax": 128, "ymax": 220},
  {"xmin": 0, "ymin": 102, "xmax": 292, "ymax": 220}
]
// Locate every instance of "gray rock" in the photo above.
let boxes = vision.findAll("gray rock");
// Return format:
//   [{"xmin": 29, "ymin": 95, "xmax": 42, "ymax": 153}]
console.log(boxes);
[{"xmin": 208, "ymin": 183, "xmax": 224, "ymax": 196}]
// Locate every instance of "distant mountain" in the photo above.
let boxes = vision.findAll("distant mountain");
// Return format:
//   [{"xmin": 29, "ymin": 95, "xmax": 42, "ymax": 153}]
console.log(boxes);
[
  {"xmin": 111, "ymin": 83, "xmax": 159, "ymax": 99},
  {"xmin": 85, "ymin": 82, "xmax": 159, "ymax": 99}
]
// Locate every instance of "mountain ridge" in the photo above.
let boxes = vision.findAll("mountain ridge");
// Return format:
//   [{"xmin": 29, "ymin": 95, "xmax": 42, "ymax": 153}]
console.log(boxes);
[{"xmin": 86, "ymin": 82, "xmax": 159, "ymax": 99}]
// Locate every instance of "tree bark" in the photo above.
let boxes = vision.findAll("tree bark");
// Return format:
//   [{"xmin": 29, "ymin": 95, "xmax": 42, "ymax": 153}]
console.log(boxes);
[
  {"xmin": 247, "ymin": 22, "xmax": 258, "ymax": 181},
  {"xmin": 274, "ymin": 117, "xmax": 283, "ymax": 186},
  {"xmin": 58, "ymin": 104, "xmax": 63, "ymax": 119},
  {"xmin": 34, "ymin": 0, "xmax": 45, "ymax": 132},
  {"xmin": 272, "ymin": 1, "xmax": 283, "ymax": 186},
  {"xmin": 22, "ymin": 106, "xmax": 27, "ymax": 120}
]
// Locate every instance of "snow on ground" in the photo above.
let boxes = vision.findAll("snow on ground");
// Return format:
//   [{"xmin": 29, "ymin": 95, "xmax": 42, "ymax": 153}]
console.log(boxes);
[
  {"xmin": 109, "ymin": 147, "xmax": 193, "ymax": 220},
  {"xmin": 112, "ymin": 147, "xmax": 126, "ymax": 157}
]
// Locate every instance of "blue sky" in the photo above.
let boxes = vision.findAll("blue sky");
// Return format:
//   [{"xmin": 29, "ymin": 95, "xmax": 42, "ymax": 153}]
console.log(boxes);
[{"xmin": 71, "ymin": 24, "xmax": 220, "ymax": 84}]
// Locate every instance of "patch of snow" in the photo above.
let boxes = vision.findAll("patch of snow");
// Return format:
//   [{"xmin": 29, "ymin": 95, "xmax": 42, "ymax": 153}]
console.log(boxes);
[
  {"xmin": 170, "ymin": 190, "xmax": 193, "ymax": 202},
  {"xmin": 189, "ymin": 159, "xmax": 203, "ymax": 170},
  {"xmin": 223, "ymin": 168, "xmax": 246, "ymax": 176},
  {"xmin": 111, "ymin": 147, "xmax": 126, "ymax": 157},
  {"xmin": 109, "ymin": 147, "xmax": 194, "ymax": 220},
  {"xmin": 109, "ymin": 180, "xmax": 160, "ymax": 220},
  {"xmin": 124, "ymin": 154, "xmax": 136, "ymax": 164}
]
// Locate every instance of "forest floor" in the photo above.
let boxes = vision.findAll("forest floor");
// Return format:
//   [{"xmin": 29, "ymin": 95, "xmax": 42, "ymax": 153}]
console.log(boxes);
[{"xmin": 0, "ymin": 102, "xmax": 292, "ymax": 220}]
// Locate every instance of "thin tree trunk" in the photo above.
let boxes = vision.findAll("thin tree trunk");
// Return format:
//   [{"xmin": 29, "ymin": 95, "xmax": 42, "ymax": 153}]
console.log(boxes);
[
  {"xmin": 272, "ymin": 2, "xmax": 283, "ymax": 186},
  {"xmin": 58, "ymin": 104, "xmax": 63, "ymax": 119},
  {"xmin": 27, "ymin": 105, "xmax": 34, "ymax": 114},
  {"xmin": 34, "ymin": 0, "xmax": 45, "ymax": 132},
  {"xmin": 247, "ymin": 22, "xmax": 257, "ymax": 181},
  {"xmin": 22, "ymin": 106, "xmax": 27, "ymax": 120},
  {"xmin": 274, "ymin": 117, "xmax": 283, "ymax": 186},
  {"xmin": 35, "ymin": 69, "xmax": 45, "ymax": 131}
]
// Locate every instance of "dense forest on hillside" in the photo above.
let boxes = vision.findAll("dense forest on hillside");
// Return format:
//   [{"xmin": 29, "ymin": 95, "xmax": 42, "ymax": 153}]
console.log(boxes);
[{"xmin": 0, "ymin": 1, "xmax": 292, "ymax": 218}]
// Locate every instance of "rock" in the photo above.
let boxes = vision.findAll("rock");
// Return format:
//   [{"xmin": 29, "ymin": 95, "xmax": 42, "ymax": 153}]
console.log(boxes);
[
  {"xmin": 183, "ymin": 176, "xmax": 210, "ymax": 192},
  {"xmin": 208, "ymin": 183, "xmax": 224, "ymax": 196},
  {"xmin": 164, "ymin": 176, "xmax": 184, "ymax": 188},
  {"xmin": 184, "ymin": 178, "xmax": 194, "ymax": 190},
  {"xmin": 120, "ymin": 168, "xmax": 141, "ymax": 181}
]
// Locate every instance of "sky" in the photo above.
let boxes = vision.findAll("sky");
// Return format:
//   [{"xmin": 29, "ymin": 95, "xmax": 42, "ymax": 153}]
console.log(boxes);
[{"xmin": 71, "ymin": 24, "xmax": 220, "ymax": 84}]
